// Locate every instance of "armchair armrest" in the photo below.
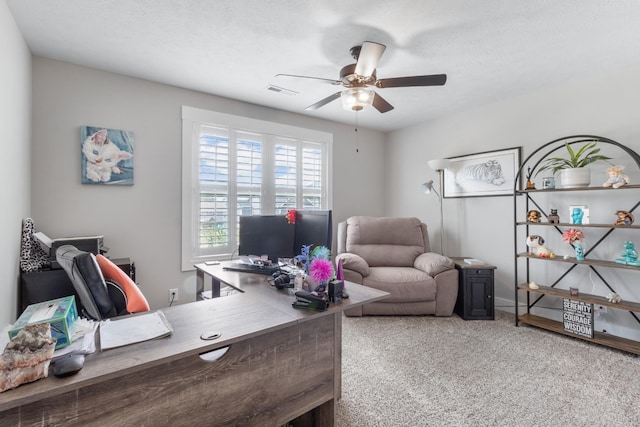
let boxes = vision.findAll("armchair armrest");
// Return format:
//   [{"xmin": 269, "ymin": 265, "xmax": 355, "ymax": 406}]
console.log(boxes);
[
  {"xmin": 414, "ymin": 253, "xmax": 454, "ymax": 277},
  {"xmin": 336, "ymin": 253, "xmax": 370, "ymax": 277}
]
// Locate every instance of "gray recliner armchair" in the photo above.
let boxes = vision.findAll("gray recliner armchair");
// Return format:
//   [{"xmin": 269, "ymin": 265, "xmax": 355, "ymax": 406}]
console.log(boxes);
[{"xmin": 336, "ymin": 216, "xmax": 458, "ymax": 316}]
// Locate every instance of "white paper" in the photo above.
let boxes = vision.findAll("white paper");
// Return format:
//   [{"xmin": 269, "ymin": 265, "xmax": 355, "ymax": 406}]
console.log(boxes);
[
  {"xmin": 99, "ymin": 310, "xmax": 173, "ymax": 350},
  {"xmin": 52, "ymin": 318, "xmax": 98, "ymax": 360}
]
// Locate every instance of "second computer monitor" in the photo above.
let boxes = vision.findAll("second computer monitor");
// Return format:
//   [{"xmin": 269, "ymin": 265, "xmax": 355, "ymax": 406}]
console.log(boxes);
[
  {"xmin": 294, "ymin": 210, "xmax": 332, "ymax": 254},
  {"xmin": 238, "ymin": 215, "xmax": 296, "ymax": 262}
]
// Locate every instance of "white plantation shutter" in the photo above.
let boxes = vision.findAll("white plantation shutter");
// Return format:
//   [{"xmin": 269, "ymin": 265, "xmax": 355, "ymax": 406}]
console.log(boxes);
[
  {"xmin": 181, "ymin": 107, "xmax": 333, "ymax": 270},
  {"xmin": 197, "ymin": 128, "xmax": 230, "ymax": 255},
  {"xmin": 301, "ymin": 143, "xmax": 323, "ymax": 209},
  {"xmin": 274, "ymin": 137, "xmax": 297, "ymax": 213}
]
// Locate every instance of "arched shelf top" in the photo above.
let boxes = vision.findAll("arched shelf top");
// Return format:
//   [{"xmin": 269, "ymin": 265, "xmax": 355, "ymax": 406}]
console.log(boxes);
[{"xmin": 514, "ymin": 135, "xmax": 640, "ymax": 192}]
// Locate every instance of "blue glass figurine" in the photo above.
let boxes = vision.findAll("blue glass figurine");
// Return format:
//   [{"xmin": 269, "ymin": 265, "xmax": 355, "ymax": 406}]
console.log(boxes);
[
  {"xmin": 571, "ymin": 207, "xmax": 584, "ymax": 225},
  {"xmin": 615, "ymin": 241, "xmax": 640, "ymax": 267}
]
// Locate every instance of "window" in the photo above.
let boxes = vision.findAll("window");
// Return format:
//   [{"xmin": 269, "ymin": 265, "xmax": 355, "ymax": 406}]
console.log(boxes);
[{"xmin": 181, "ymin": 106, "xmax": 333, "ymax": 270}]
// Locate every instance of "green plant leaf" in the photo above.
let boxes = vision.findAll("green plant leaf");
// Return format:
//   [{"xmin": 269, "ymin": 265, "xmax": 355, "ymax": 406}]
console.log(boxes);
[
  {"xmin": 534, "ymin": 141, "xmax": 613, "ymax": 176},
  {"xmin": 566, "ymin": 143, "xmax": 578, "ymax": 164}
]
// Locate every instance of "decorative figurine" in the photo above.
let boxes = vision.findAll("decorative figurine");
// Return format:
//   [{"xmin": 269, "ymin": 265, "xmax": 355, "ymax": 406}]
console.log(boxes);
[
  {"xmin": 527, "ymin": 210, "xmax": 541, "ymax": 223},
  {"xmin": 526, "ymin": 167, "xmax": 536, "ymax": 190},
  {"xmin": 571, "ymin": 207, "xmax": 584, "ymax": 225},
  {"xmin": 614, "ymin": 210, "xmax": 634, "ymax": 226},
  {"xmin": 547, "ymin": 209, "xmax": 560, "ymax": 224},
  {"xmin": 574, "ymin": 243, "xmax": 585, "ymax": 261},
  {"xmin": 615, "ymin": 241, "xmax": 640, "ymax": 266},
  {"xmin": 526, "ymin": 235, "xmax": 555, "ymax": 258},
  {"xmin": 562, "ymin": 228, "xmax": 585, "ymax": 261},
  {"xmin": 603, "ymin": 165, "xmax": 630, "ymax": 189},
  {"xmin": 606, "ymin": 292, "xmax": 622, "ymax": 303}
]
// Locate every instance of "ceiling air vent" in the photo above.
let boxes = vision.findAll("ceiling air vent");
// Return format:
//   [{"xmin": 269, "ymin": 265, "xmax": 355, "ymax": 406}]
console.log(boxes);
[{"xmin": 266, "ymin": 84, "xmax": 298, "ymax": 96}]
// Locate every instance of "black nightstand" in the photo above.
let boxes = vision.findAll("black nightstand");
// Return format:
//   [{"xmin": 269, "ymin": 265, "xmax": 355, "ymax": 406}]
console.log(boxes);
[{"xmin": 453, "ymin": 258, "xmax": 496, "ymax": 320}]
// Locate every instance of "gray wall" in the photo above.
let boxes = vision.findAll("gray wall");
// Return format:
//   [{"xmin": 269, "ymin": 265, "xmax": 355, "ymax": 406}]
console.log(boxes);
[
  {"xmin": 0, "ymin": 2, "xmax": 31, "ymax": 325},
  {"xmin": 8, "ymin": 21, "xmax": 640, "ymax": 340},
  {"xmin": 30, "ymin": 57, "xmax": 386, "ymax": 311},
  {"xmin": 385, "ymin": 64, "xmax": 640, "ymax": 339}
]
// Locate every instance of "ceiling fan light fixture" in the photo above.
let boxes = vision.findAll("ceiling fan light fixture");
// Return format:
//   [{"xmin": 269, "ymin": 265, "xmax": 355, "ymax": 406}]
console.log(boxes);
[{"xmin": 341, "ymin": 88, "xmax": 375, "ymax": 111}]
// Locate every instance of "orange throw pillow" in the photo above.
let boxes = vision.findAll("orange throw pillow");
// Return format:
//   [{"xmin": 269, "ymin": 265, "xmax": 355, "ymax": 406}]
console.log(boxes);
[{"xmin": 96, "ymin": 255, "xmax": 150, "ymax": 314}]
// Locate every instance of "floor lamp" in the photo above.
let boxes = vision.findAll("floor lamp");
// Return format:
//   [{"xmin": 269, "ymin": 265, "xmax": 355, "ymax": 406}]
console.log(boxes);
[{"xmin": 422, "ymin": 158, "xmax": 450, "ymax": 255}]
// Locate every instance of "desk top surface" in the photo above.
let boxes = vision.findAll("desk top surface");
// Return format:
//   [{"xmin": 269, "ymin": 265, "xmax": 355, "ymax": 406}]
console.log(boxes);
[{"xmin": 1, "ymin": 265, "xmax": 387, "ymax": 411}]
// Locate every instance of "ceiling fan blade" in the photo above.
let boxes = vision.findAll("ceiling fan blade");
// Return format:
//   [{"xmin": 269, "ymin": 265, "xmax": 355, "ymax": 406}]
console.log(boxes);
[
  {"xmin": 275, "ymin": 73, "xmax": 342, "ymax": 85},
  {"xmin": 376, "ymin": 74, "xmax": 447, "ymax": 88},
  {"xmin": 306, "ymin": 92, "xmax": 342, "ymax": 111},
  {"xmin": 354, "ymin": 41, "xmax": 386, "ymax": 78},
  {"xmin": 372, "ymin": 92, "xmax": 394, "ymax": 113}
]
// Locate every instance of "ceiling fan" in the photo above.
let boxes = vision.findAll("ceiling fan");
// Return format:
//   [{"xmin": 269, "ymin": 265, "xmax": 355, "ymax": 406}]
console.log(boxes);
[{"xmin": 276, "ymin": 41, "xmax": 446, "ymax": 113}]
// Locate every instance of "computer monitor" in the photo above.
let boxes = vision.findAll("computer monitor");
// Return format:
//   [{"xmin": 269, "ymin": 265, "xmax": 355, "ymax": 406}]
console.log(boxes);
[
  {"xmin": 238, "ymin": 215, "xmax": 296, "ymax": 262},
  {"xmin": 294, "ymin": 210, "xmax": 333, "ymax": 254}
]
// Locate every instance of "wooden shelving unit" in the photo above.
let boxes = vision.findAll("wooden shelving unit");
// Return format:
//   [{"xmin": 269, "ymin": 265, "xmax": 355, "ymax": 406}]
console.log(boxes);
[
  {"xmin": 517, "ymin": 283, "xmax": 640, "ymax": 314},
  {"xmin": 513, "ymin": 135, "xmax": 640, "ymax": 354},
  {"xmin": 518, "ymin": 313, "xmax": 640, "ymax": 355},
  {"xmin": 515, "ymin": 221, "xmax": 640, "ymax": 229},
  {"xmin": 516, "ymin": 253, "xmax": 640, "ymax": 271},
  {"xmin": 518, "ymin": 183, "xmax": 640, "ymax": 193}
]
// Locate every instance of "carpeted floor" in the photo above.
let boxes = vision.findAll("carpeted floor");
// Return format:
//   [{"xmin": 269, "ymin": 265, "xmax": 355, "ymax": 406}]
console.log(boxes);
[{"xmin": 337, "ymin": 311, "xmax": 640, "ymax": 426}]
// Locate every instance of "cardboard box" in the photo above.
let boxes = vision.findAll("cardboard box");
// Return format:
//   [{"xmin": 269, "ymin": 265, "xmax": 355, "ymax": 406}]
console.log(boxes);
[{"xmin": 9, "ymin": 296, "xmax": 78, "ymax": 349}]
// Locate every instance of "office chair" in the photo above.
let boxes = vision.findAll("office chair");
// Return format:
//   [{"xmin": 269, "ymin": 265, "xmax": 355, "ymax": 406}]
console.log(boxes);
[{"xmin": 56, "ymin": 245, "xmax": 149, "ymax": 320}]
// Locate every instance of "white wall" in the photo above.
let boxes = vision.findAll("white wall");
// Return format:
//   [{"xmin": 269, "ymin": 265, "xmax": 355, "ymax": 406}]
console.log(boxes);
[
  {"xmin": 386, "ymin": 64, "xmax": 640, "ymax": 338},
  {"xmin": 0, "ymin": 2, "xmax": 32, "ymax": 325},
  {"xmin": 30, "ymin": 57, "xmax": 386, "ymax": 310}
]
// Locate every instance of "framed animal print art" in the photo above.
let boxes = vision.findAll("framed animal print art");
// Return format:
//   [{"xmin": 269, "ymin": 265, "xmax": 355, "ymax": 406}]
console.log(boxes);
[
  {"xmin": 81, "ymin": 126, "xmax": 134, "ymax": 185},
  {"xmin": 443, "ymin": 147, "xmax": 521, "ymax": 198}
]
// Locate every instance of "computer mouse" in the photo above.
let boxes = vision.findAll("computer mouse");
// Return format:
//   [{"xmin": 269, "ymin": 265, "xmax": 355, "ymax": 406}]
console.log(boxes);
[{"xmin": 52, "ymin": 354, "xmax": 85, "ymax": 377}]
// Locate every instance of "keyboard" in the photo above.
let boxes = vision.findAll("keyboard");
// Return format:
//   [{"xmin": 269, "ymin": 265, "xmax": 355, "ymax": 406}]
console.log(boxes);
[{"xmin": 223, "ymin": 262, "xmax": 280, "ymax": 275}]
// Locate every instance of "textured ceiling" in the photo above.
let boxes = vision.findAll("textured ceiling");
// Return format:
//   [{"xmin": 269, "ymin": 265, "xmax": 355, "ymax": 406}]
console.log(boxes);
[{"xmin": 7, "ymin": 0, "xmax": 640, "ymax": 132}]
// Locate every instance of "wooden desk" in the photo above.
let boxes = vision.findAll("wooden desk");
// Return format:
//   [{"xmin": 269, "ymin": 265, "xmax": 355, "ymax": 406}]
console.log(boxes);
[{"xmin": 0, "ymin": 264, "xmax": 387, "ymax": 426}]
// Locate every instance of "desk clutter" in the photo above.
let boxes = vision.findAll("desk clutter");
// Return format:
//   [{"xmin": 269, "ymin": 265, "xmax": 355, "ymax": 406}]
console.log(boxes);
[
  {"xmin": 1, "ymin": 296, "xmax": 100, "ymax": 392},
  {"xmin": 292, "ymin": 290, "xmax": 330, "ymax": 311},
  {"xmin": 18, "ymin": 218, "xmax": 138, "ymax": 316},
  {"xmin": 19, "ymin": 218, "xmax": 105, "ymax": 273},
  {"xmin": 9, "ymin": 296, "xmax": 78, "ymax": 350},
  {"xmin": 2, "ymin": 295, "xmax": 170, "ymax": 392},
  {"xmin": 0, "ymin": 323, "xmax": 56, "ymax": 393}
]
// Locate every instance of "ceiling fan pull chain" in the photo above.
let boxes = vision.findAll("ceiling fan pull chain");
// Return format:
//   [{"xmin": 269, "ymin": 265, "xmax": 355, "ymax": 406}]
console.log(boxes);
[{"xmin": 355, "ymin": 111, "xmax": 359, "ymax": 153}]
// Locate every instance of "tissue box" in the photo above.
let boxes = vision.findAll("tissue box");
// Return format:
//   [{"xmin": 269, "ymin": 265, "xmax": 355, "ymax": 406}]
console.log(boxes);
[{"xmin": 9, "ymin": 296, "xmax": 78, "ymax": 349}]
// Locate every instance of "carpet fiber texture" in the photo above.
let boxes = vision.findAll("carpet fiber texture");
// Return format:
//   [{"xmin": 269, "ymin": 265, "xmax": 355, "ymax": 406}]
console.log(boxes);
[{"xmin": 337, "ymin": 311, "xmax": 640, "ymax": 426}]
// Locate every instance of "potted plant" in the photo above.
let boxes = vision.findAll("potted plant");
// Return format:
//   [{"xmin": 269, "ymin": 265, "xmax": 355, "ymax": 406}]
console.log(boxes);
[{"xmin": 535, "ymin": 141, "xmax": 612, "ymax": 188}]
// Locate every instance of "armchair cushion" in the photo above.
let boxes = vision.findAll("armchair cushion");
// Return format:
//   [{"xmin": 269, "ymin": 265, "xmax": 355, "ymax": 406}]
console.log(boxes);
[
  {"xmin": 344, "ymin": 216, "xmax": 427, "ymax": 267},
  {"xmin": 363, "ymin": 267, "xmax": 436, "ymax": 303},
  {"xmin": 414, "ymin": 252, "xmax": 454, "ymax": 277},
  {"xmin": 336, "ymin": 253, "xmax": 370, "ymax": 277}
]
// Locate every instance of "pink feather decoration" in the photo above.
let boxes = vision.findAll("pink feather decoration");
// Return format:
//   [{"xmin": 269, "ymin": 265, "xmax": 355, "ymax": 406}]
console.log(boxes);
[{"xmin": 309, "ymin": 258, "xmax": 333, "ymax": 283}]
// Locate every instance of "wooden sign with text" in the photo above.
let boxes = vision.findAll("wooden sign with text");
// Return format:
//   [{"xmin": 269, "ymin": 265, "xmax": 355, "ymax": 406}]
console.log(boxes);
[{"xmin": 563, "ymin": 298, "xmax": 594, "ymax": 338}]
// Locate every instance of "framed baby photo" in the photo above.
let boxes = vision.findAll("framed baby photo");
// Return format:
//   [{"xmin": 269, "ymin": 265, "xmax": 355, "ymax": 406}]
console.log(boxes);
[{"xmin": 81, "ymin": 126, "xmax": 134, "ymax": 185}]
